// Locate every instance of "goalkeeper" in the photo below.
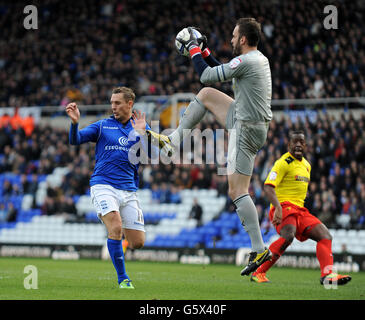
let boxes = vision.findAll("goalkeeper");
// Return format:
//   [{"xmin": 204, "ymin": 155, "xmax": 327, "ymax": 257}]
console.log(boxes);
[{"xmin": 155, "ymin": 18, "xmax": 273, "ymax": 276}]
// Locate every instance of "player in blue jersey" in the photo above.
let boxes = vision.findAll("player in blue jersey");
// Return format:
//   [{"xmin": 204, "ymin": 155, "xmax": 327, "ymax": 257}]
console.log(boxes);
[{"xmin": 66, "ymin": 86, "xmax": 157, "ymax": 289}]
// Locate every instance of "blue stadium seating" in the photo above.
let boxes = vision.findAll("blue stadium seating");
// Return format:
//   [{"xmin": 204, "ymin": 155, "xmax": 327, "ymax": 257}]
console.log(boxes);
[
  {"xmin": 0, "ymin": 172, "xmax": 294, "ymax": 251},
  {"xmin": 144, "ymin": 212, "xmax": 176, "ymax": 224},
  {"xmin": 15, "ymin": 209, "xmax": 41, "ymax": 223},
  {"xmin": 0, "ymin": 222, "xmax": 16, "ymax": 230}
]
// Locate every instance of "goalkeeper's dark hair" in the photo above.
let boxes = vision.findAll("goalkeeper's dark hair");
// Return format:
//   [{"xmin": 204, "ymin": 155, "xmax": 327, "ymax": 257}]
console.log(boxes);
[{"xmin": 236, "ymin": 17, "xmax": 261, "ymax": 47}]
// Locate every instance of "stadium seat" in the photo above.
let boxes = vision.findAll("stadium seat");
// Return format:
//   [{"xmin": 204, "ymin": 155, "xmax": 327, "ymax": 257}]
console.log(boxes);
[
  {"xmin": 347, "ymin": 229, "xmax": 358, "ymax": 238},
  {"xmin": 335, "ymin": 229, "xmax": 347, "ymax": 238},
  {"xmin": 358, "ymin": 230, "xmax": 365, "ymax": 240}
]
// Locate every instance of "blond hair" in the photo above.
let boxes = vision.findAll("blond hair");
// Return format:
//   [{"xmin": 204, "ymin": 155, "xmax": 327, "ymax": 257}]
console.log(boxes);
[{"xmin": 112, "ymin": 87, "xmax": 136, "ymax": 102}]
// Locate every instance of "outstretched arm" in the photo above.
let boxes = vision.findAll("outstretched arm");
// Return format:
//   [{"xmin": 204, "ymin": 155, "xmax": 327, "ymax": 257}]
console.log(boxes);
[
  {"xmin": 65, "ymin": 102, "xmax": 80, "ymax": 125},
  {"xmin": 66, "ymin": 102, "xmax": 100, "ymax": 145},
  {"xmin": 66, "ymin": 102, "xmax": 81, "ymax": 145}
]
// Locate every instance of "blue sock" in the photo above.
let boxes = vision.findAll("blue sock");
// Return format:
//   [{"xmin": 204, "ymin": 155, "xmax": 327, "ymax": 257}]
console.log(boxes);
[{"xmin": 107, "ymin": 238, "xmax": 129, "ymax": 284}]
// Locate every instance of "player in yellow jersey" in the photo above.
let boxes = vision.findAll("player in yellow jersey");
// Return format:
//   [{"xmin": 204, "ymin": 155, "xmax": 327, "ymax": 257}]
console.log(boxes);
[{"xmin": 251, "ymin": 131, "xmax": 351, "ymax": 286}]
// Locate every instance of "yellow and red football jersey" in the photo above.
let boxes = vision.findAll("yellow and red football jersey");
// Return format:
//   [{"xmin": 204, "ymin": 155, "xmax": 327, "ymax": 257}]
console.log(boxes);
[{"xmin": 264, "ymin": 152, "xmax": 311, "ymax": 207}]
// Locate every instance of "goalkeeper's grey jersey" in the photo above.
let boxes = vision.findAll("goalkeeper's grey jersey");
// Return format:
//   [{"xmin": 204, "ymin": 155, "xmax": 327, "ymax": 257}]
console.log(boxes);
[{"xmin": 200, "ymin": 50, "xmax": 272, "ymax": 122}]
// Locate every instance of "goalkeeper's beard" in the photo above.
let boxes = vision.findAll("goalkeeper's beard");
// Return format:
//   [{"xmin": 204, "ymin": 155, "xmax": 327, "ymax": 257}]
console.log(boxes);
[{"xmin": 232, "ymin": 40, "xmax": 241, "ymax": 57}]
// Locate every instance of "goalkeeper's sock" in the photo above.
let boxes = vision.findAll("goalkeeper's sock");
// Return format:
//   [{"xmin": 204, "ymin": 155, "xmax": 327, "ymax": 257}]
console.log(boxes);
[
  {"xmin": 107, "ymin": 238, "xmax": 129, "ymax": 284},
  {"xmin": 168, "ymin": 97, "xmax": 207, "ymax": 147},
  {"xmin": 233, "ymin": 194, "xmax": 265, "ymax": 253},
  {"xmin": 316, "ymin": 239, "xmax": 333, "ymax": 277},
  {"xmin": 256, "ymin": 237, "xmax": 289, "ymax": 274}
]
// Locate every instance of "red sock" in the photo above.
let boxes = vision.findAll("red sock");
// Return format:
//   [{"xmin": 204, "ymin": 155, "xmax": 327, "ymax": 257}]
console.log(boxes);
[
  {"xmin": 255, "ymin": 237, "xmax": 290, "ymax": 274},
  {"xmin": 316, "ymin": 239, "xmax": 333, "ymax": 277}
]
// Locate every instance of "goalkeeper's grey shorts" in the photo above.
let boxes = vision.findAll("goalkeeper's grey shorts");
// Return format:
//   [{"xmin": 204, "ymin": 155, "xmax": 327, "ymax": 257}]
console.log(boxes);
[{"xmin": 225, "ymin": 101, "xmax": 269, "ymax": 176}]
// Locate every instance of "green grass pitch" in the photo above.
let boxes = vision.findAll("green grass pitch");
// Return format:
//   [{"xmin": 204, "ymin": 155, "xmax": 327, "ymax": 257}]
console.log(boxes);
[{"xmin": 0, "ymin": 257, "xmax": 364, "ymax": 300}]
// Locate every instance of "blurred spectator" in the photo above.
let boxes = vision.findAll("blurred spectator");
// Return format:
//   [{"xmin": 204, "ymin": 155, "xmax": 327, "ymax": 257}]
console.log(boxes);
[
  {"xmin": 23, "ymin": 173, "xmax": 39, "ymax": 195},
  {"xmin": 9, "ymin": 108, "xmax": 23, "ymax": 131},
  {"xmin": 177, "ymin": 170, "xmax": 192, "ymax": 189},
  {"xmin": 311, "ymin": 193, "xmax": 323, "ymax": 217},
  {"xmin": 1, "ymin": 0, "xmax": 364, "ymax": 106},
  {"xmin": 169, "ymin": 185, "xmax": 182, "ymax": 204},
  {"xmin": 0, "ymin": 114, "xmax": 11, "ymax": 128},
  {"xmin": 6, "ymin": 203, "xmax": 18, "ymax": 222},
  {"xmin": 0, "ymin": 203, "xmax": 7, "ymax": 222},
  {"xmin": 56, "ymin": 195, "xmax": 77, "ymax": 220},
  {"xmin": 0, "ymin": 126, "xmax": 12, "ymax": 151},
  {"xmin": 158, "ymin": 182, "xmax": 170, "ymax": 204},
  {"xmin": 140, "ymin": 164, "xmax": 152, "ymax": 189},
  {"xmin": 42, "ymin": 197, "xmax": 57, "ymax": 216},
  {"xmin": 22, "ymin": 114, "xmax": 35, "ymax": 137},
  {"xmin": 215, "ymin": 174, "xmax": 228, "ymax": 197},
  {"xmin": 46, "ymin": 183, "xmax": 58, "ymax": 199},
  {"xmin": 0, "ymin": 110, "xmax": 364, "ymax": 228},
  {"xmin": 1, "ymin": 180, "xmax": 12, "ymax": 197},
  {"xmin": 340, "ymin": 190, "xmax": 351, "ymax": 215},
  {"xmin": 192, "ymin": 171, "xmax": 210, "ymax": 189},
  {"xmin": 318, "ymin": 200, "xmax": 333, "ymax": 227},
  {"xmin": 151, "ymin": 183, "xmax": 161, "ymax": 203},
  {"xmin": 189, "ymin": 198, "xmax": 203, "ymax": 227}
]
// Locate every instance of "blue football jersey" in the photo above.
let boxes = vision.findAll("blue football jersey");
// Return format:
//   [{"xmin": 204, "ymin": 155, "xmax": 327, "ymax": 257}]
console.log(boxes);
[{"xmin": 69, "ymin": 116, "xmax": 151, "ymax": 191}]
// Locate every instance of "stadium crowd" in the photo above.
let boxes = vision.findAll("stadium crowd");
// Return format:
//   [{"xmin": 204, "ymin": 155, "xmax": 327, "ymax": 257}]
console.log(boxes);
[
  {"xmin": 1, "ymin": 109, "xmax": 364, "ymax": 230},
  {"xmin": 0, "ymin": 0, "xmax": 364, "ymax": 231},
  {"xmin": 0, "ymin": 0, "xmax": 365, "ymax": 108}
]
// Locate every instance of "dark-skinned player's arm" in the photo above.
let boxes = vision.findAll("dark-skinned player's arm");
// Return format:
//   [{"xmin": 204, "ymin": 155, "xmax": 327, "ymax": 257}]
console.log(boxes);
[{"xmin": 264, "ymin": 184, "xmax": 282, "ymax": 226}]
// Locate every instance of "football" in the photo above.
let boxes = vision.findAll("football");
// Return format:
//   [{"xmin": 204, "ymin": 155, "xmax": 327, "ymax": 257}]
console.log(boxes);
[{"xmin": 175, "ymin": 27, "xmax": 204, "ymax": 57}]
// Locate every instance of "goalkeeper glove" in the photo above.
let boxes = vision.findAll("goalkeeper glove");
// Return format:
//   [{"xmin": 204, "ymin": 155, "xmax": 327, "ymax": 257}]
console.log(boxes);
[
  {"xmin": 191, "ymin": 27, "xmax": 211, "ymax": 58},
  {"xmin": 199, "ymin": 33, "xmax": 211, "ymax": 58},
  {"xmin": 177, "ymin": 27, "xmax": 201, "ymax": 58}
]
